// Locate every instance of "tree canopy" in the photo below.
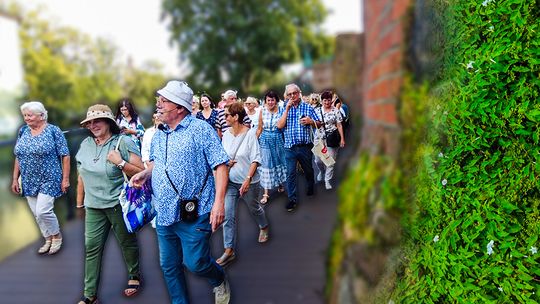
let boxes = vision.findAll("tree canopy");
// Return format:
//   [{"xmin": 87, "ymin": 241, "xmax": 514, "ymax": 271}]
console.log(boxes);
[
  {"xmin": 15, "ymin": 7, "xmax": 166, "ymax": 128},
  {"xmin": 162, "ymin": 0, "xmax": 333, "ymax": 94}
]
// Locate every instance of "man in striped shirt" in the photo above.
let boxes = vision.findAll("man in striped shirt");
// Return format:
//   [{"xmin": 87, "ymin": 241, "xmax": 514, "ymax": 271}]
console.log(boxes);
[{"xmin": 216, "ymin": 89, "xmax": 251, "ymax": 136}]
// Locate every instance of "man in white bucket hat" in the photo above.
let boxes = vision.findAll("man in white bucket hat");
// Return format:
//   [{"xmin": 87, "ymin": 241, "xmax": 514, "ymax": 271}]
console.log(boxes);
[{"xmin": 131, "ymin": 80, "xmax": 231, "ymax": 304}]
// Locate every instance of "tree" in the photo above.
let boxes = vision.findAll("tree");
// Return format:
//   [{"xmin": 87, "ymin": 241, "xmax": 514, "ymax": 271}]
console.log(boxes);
[
  {"xmin": 162, "ymin": 0, "xmax": 333, "ymax": 94},
  {"xmin": 17, "ymin": 8, "xmax": 167, "ymax": 128}
]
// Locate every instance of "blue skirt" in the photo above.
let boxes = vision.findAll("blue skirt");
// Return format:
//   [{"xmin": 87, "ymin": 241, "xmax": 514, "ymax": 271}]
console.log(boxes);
[{"xmin": 258, "ymin": 130, "xmax": 287, "ymax": 189}]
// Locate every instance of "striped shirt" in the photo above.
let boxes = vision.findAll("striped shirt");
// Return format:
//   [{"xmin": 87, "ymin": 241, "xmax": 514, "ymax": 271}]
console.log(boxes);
[{"xmin": 216, "ymin": 108, "xmax": 252, "ymax": 133}]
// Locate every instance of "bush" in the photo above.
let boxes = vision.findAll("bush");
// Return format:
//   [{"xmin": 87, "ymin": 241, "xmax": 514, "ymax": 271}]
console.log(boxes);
[{"xmin": 394, "ymin": 1, "xmax": 540, "ymax": 302}]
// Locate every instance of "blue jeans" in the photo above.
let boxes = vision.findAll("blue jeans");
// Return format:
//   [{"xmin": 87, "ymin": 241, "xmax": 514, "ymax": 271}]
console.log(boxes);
[
  {"xmin": 284, "ymin": 144, "xmax": 315, "ymax": 202},
  {"xmin": 156, "ymin": 213, "xmax": 225, "ymax": 304},
  {"xmin": 223, "ymin": 182, "xmax": 268, "ymax": 249}
]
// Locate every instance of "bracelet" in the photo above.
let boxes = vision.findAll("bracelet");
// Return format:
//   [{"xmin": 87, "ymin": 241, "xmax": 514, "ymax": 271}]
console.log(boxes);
[{"xmin": 76, "ymin": 205, "xmax": 85, "ymax": 209}]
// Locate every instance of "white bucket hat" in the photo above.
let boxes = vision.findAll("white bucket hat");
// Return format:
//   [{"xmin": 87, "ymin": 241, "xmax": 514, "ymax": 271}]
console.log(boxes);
[
  {"xmin": 157, "ymin": 80, "xmax": 194, "ymax": 113},
  {"xmin": 80, "ymin": 104, "xmax": 117, "ymax": 126}
]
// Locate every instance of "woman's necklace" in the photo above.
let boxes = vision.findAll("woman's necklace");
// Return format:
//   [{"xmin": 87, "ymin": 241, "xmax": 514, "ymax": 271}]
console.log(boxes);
[
  {"xmin": 93, "ymin": 136, "xmax": 110, "ymax": 163},
  {"xmin": 93, "ymin": 144, "xmax": 106, "ymax": 163}
]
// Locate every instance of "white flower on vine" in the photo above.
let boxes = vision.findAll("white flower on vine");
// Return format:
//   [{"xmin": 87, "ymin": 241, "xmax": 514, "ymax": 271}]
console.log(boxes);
[
  {"xmin": 488, "ymin": 25, "xmax": 494, "ymax": 32},
  {"xmin": 482, "ymin": 0, "xmax": 494, "ymax": 6},
  {"xmin": 487, "ymin": 240, "xmax": 495, "ymax": 255},
  {"xmin": 466, "ymin": 61, "xmax": 474, "ymax": 69},
  {"xmin": 433, "ymin": 235, "xmax": 440, "ymax": 242},
  {"xmin": 438, "ymin": 152, "xmax": 444, "ymax": 158},
  {"xmin": 531, "ymin": 246, "xmax": 538, "ymax": 255},
  {"xmin": 441, "ymin": 179, "xmax": 448, "ymax": 186},
  {"xmin": 498, "ymin": 286, "xmax": 503, "ymax": 292}
]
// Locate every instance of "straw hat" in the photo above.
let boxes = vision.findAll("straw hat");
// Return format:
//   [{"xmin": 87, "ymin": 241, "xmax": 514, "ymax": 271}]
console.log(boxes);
[{"xmin": 80, "ymin": 104, "xmax": 116, "ymax": 126}]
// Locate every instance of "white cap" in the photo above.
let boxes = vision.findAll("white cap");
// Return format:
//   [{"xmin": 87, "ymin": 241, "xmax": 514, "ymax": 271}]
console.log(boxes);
[{"xmin": 157, "ymin": 80, "xmax": 194, "ymax": 113}]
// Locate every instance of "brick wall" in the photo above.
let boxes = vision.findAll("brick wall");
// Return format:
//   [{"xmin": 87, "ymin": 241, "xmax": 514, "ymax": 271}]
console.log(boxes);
[
  {"xmin": 361, "ymin": 0, "xmax": 412, "ymax": 157},
  {"xmin": 332, "ymin": 33, "xmax": 364, "ymax": 111}
]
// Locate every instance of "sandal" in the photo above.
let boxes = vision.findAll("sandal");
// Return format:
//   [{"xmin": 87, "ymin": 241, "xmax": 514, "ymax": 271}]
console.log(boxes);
[
  {"xmin": 124, "ymin": 276, "xmax": 141, "ymax": 297},
  {"xmin": 260, "ymin": 194, "xmax": 270, "ymax": 205},
  {"xmin": 38, "ymin": 240, "xmax": 52, "ymax": 254},
  {"xmin": 258, "ymin": 227, "xmax": 269, "ymax": 243},
  {"xmin": 216, "ymin": 251, "xmax": 236, "ymax": 267},
  {"xmin": 48, "ymin": 238, "xmax": 63, "ymax": 255},
  {"xmin": 78, "ymin": 296, "xmax": 98, "ymax": 304}
]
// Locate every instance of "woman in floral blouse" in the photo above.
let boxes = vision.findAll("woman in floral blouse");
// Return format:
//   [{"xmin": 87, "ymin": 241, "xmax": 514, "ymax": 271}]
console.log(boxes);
[
  {"xmin": 12, "ymin": 101, "xmax": 70, "ymax": 255},
  {"xmin": 115, "ymin": 98, "xmax": 145, "ymax": 148},
  {"xmin": 314, "ymin": 90, "xmax": 345, "ymax": 190},
  {"xmin": 196, "ymin": 93, "xmax": 221, "ymax": 136}
]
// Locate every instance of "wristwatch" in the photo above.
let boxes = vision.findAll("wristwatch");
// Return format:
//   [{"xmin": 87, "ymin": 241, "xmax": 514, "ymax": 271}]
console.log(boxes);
[{"xmin": 117, "ymin": 160, "xmax": 126, "ymax": 170}]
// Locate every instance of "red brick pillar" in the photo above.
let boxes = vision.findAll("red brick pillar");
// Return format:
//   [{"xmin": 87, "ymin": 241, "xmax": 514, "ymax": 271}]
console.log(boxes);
[{"xmin": 361, "ymin": 0, "xmax": 411, "ymax": 157}]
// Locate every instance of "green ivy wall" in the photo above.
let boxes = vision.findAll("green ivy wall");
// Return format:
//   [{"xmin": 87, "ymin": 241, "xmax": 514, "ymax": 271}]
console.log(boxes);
[{"xmin": 330, "ymin": 0, "xmax": 540, "ymax": 303}]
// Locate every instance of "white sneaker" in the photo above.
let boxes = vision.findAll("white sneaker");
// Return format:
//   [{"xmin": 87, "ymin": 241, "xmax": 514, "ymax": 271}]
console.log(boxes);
[
  {"xmin": 214, "ymin": 278, "xmax": 231, "ymax": 304},
  {"xmin": 325, "ymin": 181, "xmax": 332, "ymax": 190},
  {"xmin": 317, "ymin": 172, "xmax": 323, "ymax": 182}
]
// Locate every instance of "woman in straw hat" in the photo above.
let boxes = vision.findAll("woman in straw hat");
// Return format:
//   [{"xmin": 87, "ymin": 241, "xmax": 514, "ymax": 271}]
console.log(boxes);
[
  {"xmin": 75, "ymin": 104, "xmax": 145, "ymax": 304},
  {"xmin": 12, "ymin": 101, "xmax": 70, "ymax": 255}
]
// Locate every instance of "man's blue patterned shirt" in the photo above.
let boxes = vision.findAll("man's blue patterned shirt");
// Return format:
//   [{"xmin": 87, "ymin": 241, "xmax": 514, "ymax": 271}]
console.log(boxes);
[{"xmin": 150, "ymin": 115, "xmax": 229, "ymax": 226}]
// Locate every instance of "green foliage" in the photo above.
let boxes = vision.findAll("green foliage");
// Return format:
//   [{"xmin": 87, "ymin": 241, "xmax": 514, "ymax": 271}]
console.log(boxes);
[
  {"xmin": 161, "ymin": 0, "xmax": 333, "ymax": 93},
  {"xmin": 393, "ymin": 1, "xmax": 540, "ymax": 302},
  {"xmin": 17, "ymin": 8, "xmax": 166, "ymax": 128}
]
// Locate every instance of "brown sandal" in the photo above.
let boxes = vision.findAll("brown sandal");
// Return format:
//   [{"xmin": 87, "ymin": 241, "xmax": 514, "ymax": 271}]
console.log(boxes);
[
  {"xmin": 124, "ymin": 276, "xmax": 141, "ymax": 297},
  {"xmin": 258, "ymin": 228, "xmax": 269, "ymax": 243}
]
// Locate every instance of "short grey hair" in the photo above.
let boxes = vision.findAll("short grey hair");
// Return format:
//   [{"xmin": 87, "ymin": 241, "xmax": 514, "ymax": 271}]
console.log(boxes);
[
  {"xmin": 223, "ymin": 89, "xmax": 237, "ymax": 99},
  {"xmin": 21, "ymin": 101, "xmax": 48, "ymax": 121},
  {"xmin": 285, "ymin": 83, "xmax": 301, "ymax": 95}
]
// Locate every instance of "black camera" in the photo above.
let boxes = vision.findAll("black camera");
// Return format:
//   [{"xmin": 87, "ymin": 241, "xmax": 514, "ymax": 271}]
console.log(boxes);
[{"xmin": 179, "ymin": 199, "xmax": 199, "ymax": 222}]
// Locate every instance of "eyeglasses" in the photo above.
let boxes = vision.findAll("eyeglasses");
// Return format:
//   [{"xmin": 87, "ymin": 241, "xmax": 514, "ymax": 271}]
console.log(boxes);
[
  {"xmin": 287, "ymin": 91, "xmax": 300, "ymax": 97},
  {"xmin": 156, "ymin": 96, "xmax": 173, "ymax": 104}
]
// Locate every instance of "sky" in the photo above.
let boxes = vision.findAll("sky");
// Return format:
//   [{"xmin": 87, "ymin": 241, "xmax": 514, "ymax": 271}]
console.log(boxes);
[{"xmin": 19, "ymin": 0, "xmax": 363, "ymax": 76}]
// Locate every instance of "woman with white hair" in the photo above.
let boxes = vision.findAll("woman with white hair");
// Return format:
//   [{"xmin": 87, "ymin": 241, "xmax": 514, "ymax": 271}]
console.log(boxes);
[
  {"xmin": 244, "ymin": 96, "xmax": 260, "ymax": 129},
  {"xmin": 12, "ymin": 101, "xmax": 70, "ymax": 255}
]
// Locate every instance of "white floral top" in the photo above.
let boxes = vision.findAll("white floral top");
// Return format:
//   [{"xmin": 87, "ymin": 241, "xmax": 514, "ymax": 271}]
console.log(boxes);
[{"xmin": 314, "ymin": 107, "xmax": 343, "ymax": 141}]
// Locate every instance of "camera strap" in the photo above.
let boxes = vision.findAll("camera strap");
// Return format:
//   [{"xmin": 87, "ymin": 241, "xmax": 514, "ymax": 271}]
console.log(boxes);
[
  {"xmin": 162, "ymin": 122, "xmax": 211, "ymax": 200},
  {"xmin": 165, "ymin": 168, "xmax": 210, "ymax": 200}
]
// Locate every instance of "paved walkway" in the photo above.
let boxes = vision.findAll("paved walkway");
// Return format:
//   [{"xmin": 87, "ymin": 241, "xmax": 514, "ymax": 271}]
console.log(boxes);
[{"xmin": 0, "ymin": 176, "xmax": 340, "ymax": 303}]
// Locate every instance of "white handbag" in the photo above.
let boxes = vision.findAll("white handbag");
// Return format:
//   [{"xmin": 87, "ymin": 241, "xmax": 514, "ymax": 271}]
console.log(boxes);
[{"xmin": 311, "ymin": 126, "xmax": 335, "ymax": 167}]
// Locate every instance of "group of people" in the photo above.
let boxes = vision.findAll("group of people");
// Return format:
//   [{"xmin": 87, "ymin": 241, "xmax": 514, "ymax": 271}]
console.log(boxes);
[{"xmin": 11, "ymin": 80, "xmax": 348, "ymax": 304}]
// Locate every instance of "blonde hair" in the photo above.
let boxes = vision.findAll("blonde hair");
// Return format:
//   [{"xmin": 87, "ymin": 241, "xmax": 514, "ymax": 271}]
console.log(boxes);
[
  {"xmin": 245, "ymin": 96, "xmax": 258, "ymax": 105},
  {"xmin": 21, "ymin": 101, "xmax": 48, "ymax": 121}
]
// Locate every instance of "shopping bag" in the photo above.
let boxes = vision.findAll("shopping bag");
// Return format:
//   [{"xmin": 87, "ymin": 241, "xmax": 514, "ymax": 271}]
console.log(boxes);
[
  {"xmin": 119, "ymin": 179, "xmax": 156, "ymax": 233},
  {"xmin": 311, "ymin": 140, "xmax": 335, "ymax": 167}
]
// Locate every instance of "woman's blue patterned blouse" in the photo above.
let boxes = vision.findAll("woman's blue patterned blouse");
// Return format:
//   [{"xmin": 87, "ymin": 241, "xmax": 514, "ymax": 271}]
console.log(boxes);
[
  {"xmin": 14, "ymin": 124, "xmax": 69, "ymax": 198},
  {"xmin": 196, "ymin": 109, "xmax": 220, "ymax": 131}
]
